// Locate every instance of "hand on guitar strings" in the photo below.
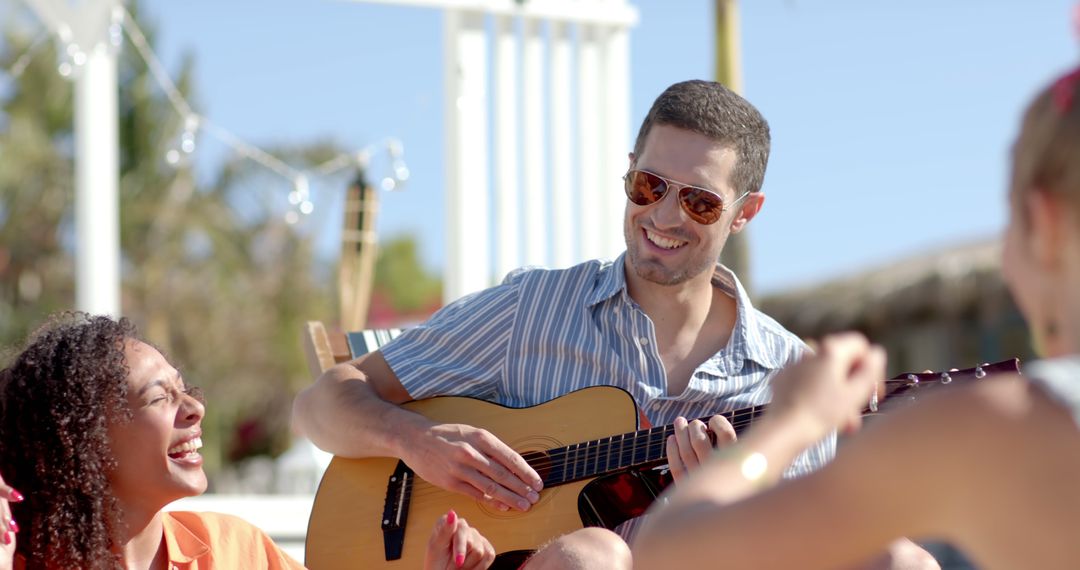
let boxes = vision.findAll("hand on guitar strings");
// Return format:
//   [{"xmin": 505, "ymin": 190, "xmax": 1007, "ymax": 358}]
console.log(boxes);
[
  {"xmin": 406, "ymin": 422, "xmax": 544, "ymax": 512},
  {"xmin": 424, "ymin": 509, "xmax": 495, "ymax": 570},
  {"xmin": 768, "ymin": 333, "xmax": 886, "ymax": 442},
  {"xmin": 666, "ymin": 415, "xmax": 737, "ymax": 483}
]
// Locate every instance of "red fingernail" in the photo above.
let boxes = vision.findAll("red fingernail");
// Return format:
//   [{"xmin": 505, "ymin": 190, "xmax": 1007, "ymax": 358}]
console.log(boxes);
[
  {"xmin": 1, "ymin": 531, "xmax": 8, "ymax": 545},
  {"xmin": 447, "ymin": 509, "xmax": 457, "ymax": 525},
  {"xmin": 9, "ymin": 490, "xmax": 23, "ymax": 503},
  {"xmin": 8, "ymin": 519, "xmax": 16, "ymax": 533},
  {"xmin": 455, "ymin": 554, "xmax": 465, "ymax": 568}
]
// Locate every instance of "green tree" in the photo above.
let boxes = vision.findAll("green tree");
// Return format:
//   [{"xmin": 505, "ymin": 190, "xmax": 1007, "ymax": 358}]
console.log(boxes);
[
  {"xmin": 373, "ymin": 235, "xmax": 442, "ymax": 315},
  {"xmin": 0, "ymin": 3, "xmax": 334, "ymax": 478}
]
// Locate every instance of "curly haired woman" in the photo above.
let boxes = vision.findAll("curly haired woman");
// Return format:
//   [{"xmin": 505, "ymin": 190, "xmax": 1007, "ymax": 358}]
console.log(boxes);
[{"xmin": 0, "ymin": 313, "xmax": 494, "ymax": 569}]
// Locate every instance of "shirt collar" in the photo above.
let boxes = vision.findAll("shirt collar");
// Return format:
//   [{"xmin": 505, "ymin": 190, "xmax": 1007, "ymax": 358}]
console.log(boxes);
[
  {"xmin": 589, "ymin": 253, "xmax": 783, "ymax": 371},
  {"xmin": 162, "ymin": 512, "xmax": 211, "ymax": 566},
  {"xmin": 710, "ymin": 262, "xmax": 784, "ymax": 371},
  {"xmin": 586, "ymin": 253, "xmax": 630, "ymax": 307}
]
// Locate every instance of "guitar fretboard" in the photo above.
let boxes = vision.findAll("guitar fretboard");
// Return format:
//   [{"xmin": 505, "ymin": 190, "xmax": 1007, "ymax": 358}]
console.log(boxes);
[{"xmin": 527, "ymin": 404, "xmax": 769, "ymax": 488}]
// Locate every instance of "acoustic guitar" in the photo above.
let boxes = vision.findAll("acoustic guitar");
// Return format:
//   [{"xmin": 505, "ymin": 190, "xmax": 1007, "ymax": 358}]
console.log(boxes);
[{"xmin": 305, "ymin": 359, "xmax": 1018, "ymax": 569}]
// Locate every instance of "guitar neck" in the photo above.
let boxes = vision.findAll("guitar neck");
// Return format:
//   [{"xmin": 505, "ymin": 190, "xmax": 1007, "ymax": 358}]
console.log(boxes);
[
  {"xmin": 528, "ymin": 358, "xmax": 1019, "ymax": 488},
  {"xmin": 527, "ymin": 405, "xmax": 768, "ymax": 488}
]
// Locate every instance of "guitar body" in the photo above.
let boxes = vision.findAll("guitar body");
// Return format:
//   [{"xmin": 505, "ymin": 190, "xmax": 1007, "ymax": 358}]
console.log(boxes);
[{"xmin": 305, "ymin": 386, "xmax": 640, "ymax": 569}]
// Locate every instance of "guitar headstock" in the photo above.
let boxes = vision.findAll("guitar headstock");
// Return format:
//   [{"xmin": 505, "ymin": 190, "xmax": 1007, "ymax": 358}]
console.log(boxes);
[{"xmin": 866, "ymin": 358, "xmax": 1021, "ymax": 414}]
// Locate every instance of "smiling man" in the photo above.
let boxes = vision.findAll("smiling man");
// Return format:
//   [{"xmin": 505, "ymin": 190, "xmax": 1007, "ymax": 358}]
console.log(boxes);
[{"xmin": 294, "ymin": 80, "xmax": 936, "ymax": 569}]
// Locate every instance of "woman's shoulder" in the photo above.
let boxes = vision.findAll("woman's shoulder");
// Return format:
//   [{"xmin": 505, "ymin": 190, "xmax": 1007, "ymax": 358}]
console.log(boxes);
[
  {"xmin": 165, "ymin": 510, "xmax": 265, "ymax": 536},
  {"xmin": 163, "ymin": 511, "xmax": 304, "ymax": 569}
]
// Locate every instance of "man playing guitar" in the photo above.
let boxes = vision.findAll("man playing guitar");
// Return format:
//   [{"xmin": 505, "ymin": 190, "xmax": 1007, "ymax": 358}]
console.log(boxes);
[{"xmin": 293, "ymin": 80, "xmax": 935, "ymax": 569}]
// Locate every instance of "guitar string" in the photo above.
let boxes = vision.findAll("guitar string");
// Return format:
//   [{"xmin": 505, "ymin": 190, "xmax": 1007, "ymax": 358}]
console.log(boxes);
[
  {"xmin": 402, "ymin": 378, "xmax": 970, "ymax": 502},
  {"xmin": 403, "ymin": 409, "xmax": 770, "ymax": 502},
  {"xmin": 398, "ymin": 367, "xmax": 1011, "ymax": 501}
]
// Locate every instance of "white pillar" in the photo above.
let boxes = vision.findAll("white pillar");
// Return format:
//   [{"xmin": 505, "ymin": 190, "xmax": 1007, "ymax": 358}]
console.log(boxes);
[
  {"xmin": 24, "ymin": 0, "xmax": 122, "ymax": 316},
  {"xmin": 493, "ymin": 14, "xmax": 520, "ymax": 281},
  {"xmin": 75, "ymin": 41, "xmax": 121, "ymax": 316},
  {"xmin": 548, "ymin": 20, "xmax": 574, "ymax": 268},
  {"xmin": 521, "ymin": 18, "xmax": 548, "ymax": 268},
  {"xmin": 602, "ymin": 24, "xmax": 631, "ymax": 259},
  {"xmin": 443, "ymin": 10, "xmax": 490, "ymax": 302},
  {"xmin": 576, "ymin": 24, "xmax": 603, "ymax": 261}
]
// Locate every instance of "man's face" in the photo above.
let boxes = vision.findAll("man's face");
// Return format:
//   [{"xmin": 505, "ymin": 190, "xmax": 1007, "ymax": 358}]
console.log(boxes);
[{"xmin": 624, "ymin": 124, "xmax": 759, "ymax": 286}]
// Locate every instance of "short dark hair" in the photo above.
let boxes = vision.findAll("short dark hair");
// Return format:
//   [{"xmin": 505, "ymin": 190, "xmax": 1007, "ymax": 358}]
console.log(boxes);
[{"xmin": 633, "ymin": 80, "xmax": 771, "ymax": 195}]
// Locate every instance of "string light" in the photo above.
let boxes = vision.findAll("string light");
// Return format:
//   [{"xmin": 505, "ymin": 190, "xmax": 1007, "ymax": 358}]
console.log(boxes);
[{"xmin": 4, "ymin": 8, "xmax": 411, "ymax": 223}]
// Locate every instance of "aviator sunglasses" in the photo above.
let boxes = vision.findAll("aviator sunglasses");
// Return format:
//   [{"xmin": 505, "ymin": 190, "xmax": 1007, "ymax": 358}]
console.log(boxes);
[{"xmin": 623, "ymin": 169, "xmax": 750, "ymax": 225}]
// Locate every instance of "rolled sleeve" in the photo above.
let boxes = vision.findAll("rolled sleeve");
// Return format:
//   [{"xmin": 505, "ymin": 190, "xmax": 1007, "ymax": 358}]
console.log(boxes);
[{"xmin": 382, "ymin": 282, "xmax": 520, "ymax": 401}]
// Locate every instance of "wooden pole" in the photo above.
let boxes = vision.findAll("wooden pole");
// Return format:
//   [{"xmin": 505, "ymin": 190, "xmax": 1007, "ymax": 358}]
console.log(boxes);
[
  {"xmin": 339, "ymin": 171, "xmax": 379, "ymax": 331},
  {"xmin": 714, "ymin": 0, "xmax": 752, "ymax": 295}
]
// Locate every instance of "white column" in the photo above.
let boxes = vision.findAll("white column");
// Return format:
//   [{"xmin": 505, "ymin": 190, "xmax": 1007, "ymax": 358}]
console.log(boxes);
[
  {"xmin": 443, "ymin": 10, "xmax": 490, "ymax": 302},
  {"xmin": 75, "ymin": 41, "xmax": 121, "ymax": 316},
  {"xmin": 576, "ymin": 23, "xmax": 603, "ymax": 261},
  {"xmin": 521, "ymin": 17, "xmax": 548, "ymax": 267},
  {"xmin": 548, "ymin": 20, "xmax": 574, "ymax": 268},
  {"xmin": 24, "ymin": 0, "xmax": 122, "ymax": 316},
  {"xmin": 602, "ymin": 23, "xmax": 631, "ymax": 259},
  {"xmin": 493, "ymin": 14, "xmax": 520, "ymax": 281}
]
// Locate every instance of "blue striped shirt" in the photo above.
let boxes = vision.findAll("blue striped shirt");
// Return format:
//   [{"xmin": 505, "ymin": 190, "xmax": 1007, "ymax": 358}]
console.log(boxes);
[{"xmin": 382, "ymin": 254, "xmax": 835, "ymax": 477}]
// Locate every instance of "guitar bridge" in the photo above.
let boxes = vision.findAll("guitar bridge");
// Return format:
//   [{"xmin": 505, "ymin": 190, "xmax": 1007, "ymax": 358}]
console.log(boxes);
[{"xmin": 381, "ymin": 460, "xmax": 414, "ymax": 561}]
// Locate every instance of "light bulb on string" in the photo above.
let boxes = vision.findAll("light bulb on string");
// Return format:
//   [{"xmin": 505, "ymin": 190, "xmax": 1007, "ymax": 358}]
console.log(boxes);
[
  {"xmin": 288, "ymin": 174, "xmax": 309, "ymax": 206},
  {"xmin": 299, "ymin": 200, "xmax": 314, "ymax": 215},
  {"xmin": 165, "ymin": 149, "xmax": 181, "ymax": 165},
  {"xmin": 109, "ymin": 7, "xmax": 125, "ymax": 49},
  {"xmin": 180, "ymin": 116, "xmax": 199, "ymax": 154},
  {"xmin": 386, "ymin": 139, "xmax": 408, "ymax": 191},
  {"xmin": 284, "ymin": 211, "xmax": 300, "ymax": 225}
]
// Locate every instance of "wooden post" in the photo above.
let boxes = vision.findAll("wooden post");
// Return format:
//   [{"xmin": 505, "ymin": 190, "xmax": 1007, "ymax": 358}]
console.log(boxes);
[
  {"xmin": 339, "ymin": 172, "xmax": 379, "ymax": 331},
  {"xmin": 714, "ymin": 0, "xmax": 752, "ymax": 294}
]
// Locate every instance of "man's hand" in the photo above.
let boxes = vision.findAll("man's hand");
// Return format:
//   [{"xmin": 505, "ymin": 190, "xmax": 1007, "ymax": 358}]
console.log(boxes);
[
  {"xmin": 424, "ymin": 510, "xmax": 495, "ymax": 570},
  {"xmin": 666, "ymin": 415, "xmax": 737, "ymax": 483},
  {"xmin": 404, "ymin": 423, "xmax": 544, "ymax": 512}
]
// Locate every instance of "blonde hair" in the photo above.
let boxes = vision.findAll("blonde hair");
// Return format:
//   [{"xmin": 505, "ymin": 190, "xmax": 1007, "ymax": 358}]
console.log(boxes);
[{"xmin": 1010, "ymin": 67, "xmax": 1080, "ymax": 218}]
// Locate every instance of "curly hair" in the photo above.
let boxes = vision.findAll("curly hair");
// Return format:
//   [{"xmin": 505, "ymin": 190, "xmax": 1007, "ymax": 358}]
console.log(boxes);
[{"xmin": 0, "ymin": 313, "xmax": 135, "ymax": 569}]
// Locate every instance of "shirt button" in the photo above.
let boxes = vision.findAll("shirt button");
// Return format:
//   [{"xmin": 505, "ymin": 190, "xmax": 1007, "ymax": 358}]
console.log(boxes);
[{"xmin": 638, "ymin": 337, "xmax": 649, "ymax": 346}]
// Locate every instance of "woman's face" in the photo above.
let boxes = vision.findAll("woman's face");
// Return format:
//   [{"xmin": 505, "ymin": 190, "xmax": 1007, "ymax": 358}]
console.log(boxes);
[
  {"xmin": 107, "ymin": 340, "xmax": 207, "ymax": 510},
  {"xmin": 1002, "ymin": 192, "xmax": 1059, "ymax": 356}
]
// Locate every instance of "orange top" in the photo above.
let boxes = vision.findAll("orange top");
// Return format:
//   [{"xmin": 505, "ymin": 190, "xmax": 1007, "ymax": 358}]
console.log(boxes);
[{"xmin": 162, "ymin": 511, "xmax": 306, "ymax": 570}]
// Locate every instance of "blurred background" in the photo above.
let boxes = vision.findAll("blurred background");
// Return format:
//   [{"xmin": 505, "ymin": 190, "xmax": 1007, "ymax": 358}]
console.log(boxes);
[{"xmin": 0, "ymin": 0, "xmax": 1076, "ymax": 561}]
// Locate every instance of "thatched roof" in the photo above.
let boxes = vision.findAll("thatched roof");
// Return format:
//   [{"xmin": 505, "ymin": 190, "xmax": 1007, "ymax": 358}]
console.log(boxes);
[{"xmin": 759, "ymin": 239, "xmax": 1009, "ymax": 334}]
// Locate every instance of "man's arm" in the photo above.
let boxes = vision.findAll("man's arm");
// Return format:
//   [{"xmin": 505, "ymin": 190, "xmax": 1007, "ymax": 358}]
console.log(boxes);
[{"xmin": 292, "ymin": 351, "xmax": 544, "ymax": 512}]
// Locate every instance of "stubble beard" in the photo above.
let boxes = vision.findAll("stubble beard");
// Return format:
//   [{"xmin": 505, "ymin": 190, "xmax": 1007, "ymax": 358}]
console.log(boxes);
[{"xmin": 624, "ymin": 220, "xmax": 719, "ymax": 287}]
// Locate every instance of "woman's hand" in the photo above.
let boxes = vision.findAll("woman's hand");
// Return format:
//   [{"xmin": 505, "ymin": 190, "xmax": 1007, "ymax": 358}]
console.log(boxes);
[
  {"xmin": 424, "ymin": 510, "xmax": 495, "ymax": 570},
  {"xmin": 0, "ymin": 472, "xmax": 23, "ymax": 570},
  {"xmin": 769, "ymin": 333, "xmax": 886, "ymax": 441}
]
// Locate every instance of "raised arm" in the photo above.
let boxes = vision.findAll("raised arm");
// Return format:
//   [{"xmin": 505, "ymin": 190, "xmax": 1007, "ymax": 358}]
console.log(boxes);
[{"xmin": 632, "ymin": 342, "xmax": 1068, "ymax": 569}]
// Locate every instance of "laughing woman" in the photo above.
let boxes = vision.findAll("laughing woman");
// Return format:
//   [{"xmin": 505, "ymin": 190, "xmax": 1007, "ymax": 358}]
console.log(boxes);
[{"xmin": 0, "ymin": 314, "xmax": 494, "ymax": 569}]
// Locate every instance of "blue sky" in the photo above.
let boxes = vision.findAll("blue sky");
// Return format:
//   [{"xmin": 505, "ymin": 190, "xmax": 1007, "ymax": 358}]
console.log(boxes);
[{"xmin": 11, "ymin": 0, "xmax": 1080, "ymax": 294}]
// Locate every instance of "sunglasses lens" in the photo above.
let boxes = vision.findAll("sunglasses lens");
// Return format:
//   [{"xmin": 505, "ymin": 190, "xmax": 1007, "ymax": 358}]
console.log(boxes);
[
  {"xmin": 679, "ymin": 187, "xmax": 725, "ymax": 225},
  {"xmin": 625, "ymin": 170, "xmax": 667, "ymax": 206}
]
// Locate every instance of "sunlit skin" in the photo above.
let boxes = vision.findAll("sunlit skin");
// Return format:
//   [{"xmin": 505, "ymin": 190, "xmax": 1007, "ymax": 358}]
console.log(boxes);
[
  {"xmin": 623, "ymin": 124, "xmax": 762, "ymax": 291},
  {"xmin": 105, "ymin": 340, "xmax": 208, "ymax": 569},
  {"xmin": 108, "ymin": 340, "xmax": 208, "ymax": 516}
]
